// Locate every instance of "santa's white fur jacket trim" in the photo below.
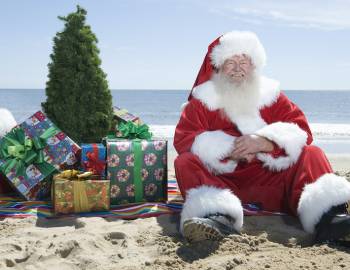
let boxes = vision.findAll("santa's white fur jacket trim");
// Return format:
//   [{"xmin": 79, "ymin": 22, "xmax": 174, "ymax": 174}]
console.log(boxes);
[
  {"xmin": 255, "ymin": 122, "xmax": 308, "ymax": 171},
  {"xmin": 180, "ymin": 185, "xmax": 243, "ymax": 234},
  {"xmin": 191, "ymin": 130, "xmax": 237, "ymax": 174},
  {"xmin": 211, "ymin": 31, "xmax": 266, "ymax": 70},
  {"xmin": 0, "ymin": 108, "xmax": 17, "ymax": 138},
  {"xmin": 298, "ymin": 173, "xmax": 350, "ymax": 233}
]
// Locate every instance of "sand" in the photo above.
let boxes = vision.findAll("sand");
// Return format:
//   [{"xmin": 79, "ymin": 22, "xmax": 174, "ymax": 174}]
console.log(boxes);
[{"xmin": 1, "ymin": 154, "xmax": 350, "ymax": 269}]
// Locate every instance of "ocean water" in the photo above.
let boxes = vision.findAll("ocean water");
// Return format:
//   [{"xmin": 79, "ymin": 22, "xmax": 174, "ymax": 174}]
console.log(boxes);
[{"xmin": 0, "ymin": 89, "xmax": 350, "ymax": 153}]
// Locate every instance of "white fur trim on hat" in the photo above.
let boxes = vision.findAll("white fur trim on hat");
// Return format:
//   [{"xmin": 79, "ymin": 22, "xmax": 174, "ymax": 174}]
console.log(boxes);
[
  {"xmin": 298, "ymin": 173, "xmax": 350, "ymax": 233},
  {"xmin": 0, "ymin": 108, "xmax": 17, "ymax": 138},
  {"xmin": 255, "ymin": 122, "xmax": 308, "ymax": 171},
  {"xmin": 180, "ymin": 185, "xmax": 243, "ymax": 234},
  {"xmin": 210, "ymin": 31, "xmax": 266, "ymax": 70},
  {"xmin": 191, "ymin": 130, "xmax": 237, "ymax": 174}
]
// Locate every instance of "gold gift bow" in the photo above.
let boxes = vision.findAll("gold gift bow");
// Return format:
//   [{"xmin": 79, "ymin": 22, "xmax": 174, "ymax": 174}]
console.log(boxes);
[{"xmin": 54, "ymin": 170, "xmax": 93, "ymax": 213}]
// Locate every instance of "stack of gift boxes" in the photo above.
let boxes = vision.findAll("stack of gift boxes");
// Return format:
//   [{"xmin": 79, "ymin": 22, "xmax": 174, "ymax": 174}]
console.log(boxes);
[{"xmin": 0, "ymin": 106, "xmax": 167, "ymax": 215}]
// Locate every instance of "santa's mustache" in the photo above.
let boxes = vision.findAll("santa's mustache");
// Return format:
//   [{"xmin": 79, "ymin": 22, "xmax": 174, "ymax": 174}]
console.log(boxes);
[{"xmin": 229, "ymin": 72, "xmax": 246, "ymax": 78}]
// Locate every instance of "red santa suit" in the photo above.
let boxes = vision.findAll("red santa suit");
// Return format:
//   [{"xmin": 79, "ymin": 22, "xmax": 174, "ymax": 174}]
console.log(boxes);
[{"xmin": 174, "ymin": 31, "xmax": 350, "ymax": 235}]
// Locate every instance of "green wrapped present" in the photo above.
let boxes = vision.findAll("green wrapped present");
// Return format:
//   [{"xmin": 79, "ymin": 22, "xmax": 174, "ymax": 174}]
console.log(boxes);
[
  {"xmin": 0, "ymin": 111, "xmax": 80, "ymax": 200},
  {"xmin": 52, "ymin": 170, "xmax": 110, "ymax": 214},
  {"xmin": 105, "ymin": 121, "xmax": 167, "ymax": 205}
]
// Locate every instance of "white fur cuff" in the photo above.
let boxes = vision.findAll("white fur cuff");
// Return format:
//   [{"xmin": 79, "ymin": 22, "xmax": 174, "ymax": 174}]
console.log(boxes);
[
  {"xmin": 180, "ymin": 185, "xmax": 243, "ymax": 234},
  {"xmin": 255, "ymin": 122, "xmax": 308, "ymax": 171},
  {"xmin": 298, "ymin": 173, "xmax": 350, "ymax": 233},
  {"xmin": 191, "ymin": 130, "xmax": 237, "ymax": 174}
]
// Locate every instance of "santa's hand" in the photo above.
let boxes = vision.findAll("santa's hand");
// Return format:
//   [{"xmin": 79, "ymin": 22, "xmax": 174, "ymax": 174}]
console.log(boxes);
[
  {"xmin": 229, "ymin": 152, "xmax": 255, "ymax": 163},
  {"xmin": 232, "ymin": 135, "xmax": 274, "ymax": 157},
  {"xmin": 243, "ymin": 153, "xmax": 256, "ymax": 163}
]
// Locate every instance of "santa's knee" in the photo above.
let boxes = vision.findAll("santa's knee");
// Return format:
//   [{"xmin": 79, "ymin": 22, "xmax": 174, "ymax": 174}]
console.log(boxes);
[
  {"xmin": 298, "ymin": 145, "xmax": 331, "ymax": 169},
  {"xmin": 174, "ymin": 152, "xmax": 201, "ymax": 185},
  {"xmin": 301, "ymin": 145, "xmax": 324, "ymax": 158},
  {"xmin": 174, "ymin": 152, "xmax": 200, "ymax": 170}
]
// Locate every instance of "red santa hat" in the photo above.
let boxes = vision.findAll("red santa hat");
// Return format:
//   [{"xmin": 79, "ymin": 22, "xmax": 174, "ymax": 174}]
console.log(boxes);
[{"xmin": 189, "ymin": 31, "xmax": 266, "ymax": 100}]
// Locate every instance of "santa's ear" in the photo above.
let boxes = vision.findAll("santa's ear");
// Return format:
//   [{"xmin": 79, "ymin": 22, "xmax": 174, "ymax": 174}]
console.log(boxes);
[{"xmin": 0, "ymin": 108, "xmax": 17, "ymax": 138}]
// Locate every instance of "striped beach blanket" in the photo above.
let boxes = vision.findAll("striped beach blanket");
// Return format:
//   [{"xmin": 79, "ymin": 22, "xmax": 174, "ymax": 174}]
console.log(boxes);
[{"xmin": 0, "ymin": 179, "xmax": 284, "ymax": 219}]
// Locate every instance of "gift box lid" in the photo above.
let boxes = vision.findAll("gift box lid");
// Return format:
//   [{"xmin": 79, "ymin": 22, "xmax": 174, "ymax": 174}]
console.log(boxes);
[{"xmin": 113, "ymin": 106, "xmax": 141, "ymax": 124}]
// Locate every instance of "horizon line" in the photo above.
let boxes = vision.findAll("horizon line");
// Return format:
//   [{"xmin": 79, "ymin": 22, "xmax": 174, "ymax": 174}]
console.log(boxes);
[{"xmin": 1, "ymin": 88, "xmax": 350, "ymax": 91}]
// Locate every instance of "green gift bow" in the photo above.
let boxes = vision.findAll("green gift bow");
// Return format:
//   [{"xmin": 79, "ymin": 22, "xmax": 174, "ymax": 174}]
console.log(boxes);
[
  {"xmin": 0, "ymin": 127, "xmax": 58, "ymax": 178},
  {"xmin": 116, "ymin": 121, "xmax": 152, "ymax": 140}
]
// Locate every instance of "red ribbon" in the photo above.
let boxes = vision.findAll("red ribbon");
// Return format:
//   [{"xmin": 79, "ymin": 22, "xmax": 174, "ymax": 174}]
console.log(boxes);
[{"xmin": 83, "ymin": 144, "xmax": 106, "ymax": 176}]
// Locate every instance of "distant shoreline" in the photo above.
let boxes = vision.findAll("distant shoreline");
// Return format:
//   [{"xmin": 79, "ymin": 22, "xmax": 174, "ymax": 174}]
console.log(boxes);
[{"xmin": 1, "ymin": 88, "xmax": 350, "ymax": 92}]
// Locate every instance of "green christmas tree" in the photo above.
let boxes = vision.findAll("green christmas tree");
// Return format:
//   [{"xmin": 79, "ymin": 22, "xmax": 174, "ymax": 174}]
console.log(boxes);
[{"xmin": 42, "ymin": 5, "xmax": 113, "ymax": 143}]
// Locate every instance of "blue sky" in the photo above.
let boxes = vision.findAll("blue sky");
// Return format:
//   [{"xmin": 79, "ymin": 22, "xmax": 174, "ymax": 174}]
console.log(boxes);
[{"xmin": 0, "ymin": 0, "xmax": 349, "ymax": 90}]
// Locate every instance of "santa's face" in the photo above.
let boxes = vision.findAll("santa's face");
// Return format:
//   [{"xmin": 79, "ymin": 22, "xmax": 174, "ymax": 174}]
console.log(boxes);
[{"xmin": 221, "ymin": 54, "xmax": 254, "ymax": 84}]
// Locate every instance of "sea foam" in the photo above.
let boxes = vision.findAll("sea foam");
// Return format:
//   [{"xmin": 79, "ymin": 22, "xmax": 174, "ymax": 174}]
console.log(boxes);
[{"xmin": 150, "ymin": 123, "xmax": 350, "ymax": 140}]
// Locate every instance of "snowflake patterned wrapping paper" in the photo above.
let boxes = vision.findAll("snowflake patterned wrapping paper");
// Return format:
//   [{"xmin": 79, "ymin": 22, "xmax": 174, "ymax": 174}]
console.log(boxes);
[
  {"xmin": 0, "ymin": 111, "xmax": 81, "ymax": 200},
  {"xmin": 52, "ymin": 170, "xmax": 110, "ymax": 214},
  {"xmin": 106, "ymin": 138, "xmax": 168, "ymax": 205},
  {"xmin": 81, "ymin": 143, "xmax": 106, "ymax": 177}
]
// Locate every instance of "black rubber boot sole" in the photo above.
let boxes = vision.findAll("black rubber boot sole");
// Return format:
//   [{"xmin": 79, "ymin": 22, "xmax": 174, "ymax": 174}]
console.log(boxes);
[
  {"xmin": 315, "ymin": 212, "xmax": 350, "ymax": 245},
  {"xmin": 183, "ymin": 217, "xmax": 226, "ymax": 243}
]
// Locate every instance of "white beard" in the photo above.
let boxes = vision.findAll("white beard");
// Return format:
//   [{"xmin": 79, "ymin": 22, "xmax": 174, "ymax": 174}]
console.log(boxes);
[{"xmin": 212, "ymin": 72, "xmax": 267, "ymax": 134}]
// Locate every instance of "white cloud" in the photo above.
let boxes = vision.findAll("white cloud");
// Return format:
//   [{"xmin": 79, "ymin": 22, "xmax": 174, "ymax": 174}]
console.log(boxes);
[{"xmin": 205, "ymin": 0, "xmax": 350, "ymax": 31}]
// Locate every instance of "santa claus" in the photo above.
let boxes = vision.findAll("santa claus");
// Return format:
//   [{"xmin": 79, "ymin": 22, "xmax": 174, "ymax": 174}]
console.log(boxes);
[{"xmin": 174, "ymin": 31, "xmax": 350, "ymax": 245}]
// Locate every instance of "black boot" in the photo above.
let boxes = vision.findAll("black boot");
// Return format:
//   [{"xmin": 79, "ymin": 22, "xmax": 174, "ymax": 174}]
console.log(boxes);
[
  {"xmin": 315, "ymin": 202, "xmax": 350, "ymax": 246},
  {"xmin": 182, "ymin": 213, "xmax": 238, "ymax": 243}
]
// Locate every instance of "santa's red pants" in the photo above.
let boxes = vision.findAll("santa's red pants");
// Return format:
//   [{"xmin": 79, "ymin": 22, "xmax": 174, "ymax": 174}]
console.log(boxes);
[{"xmin": 174, "ymin": 145, "xmax": 333, "ymax": 215}]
